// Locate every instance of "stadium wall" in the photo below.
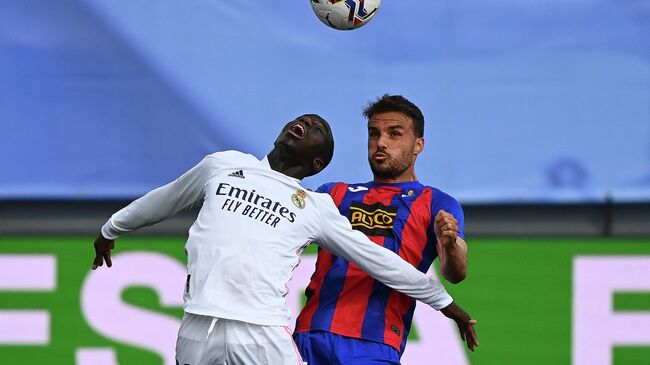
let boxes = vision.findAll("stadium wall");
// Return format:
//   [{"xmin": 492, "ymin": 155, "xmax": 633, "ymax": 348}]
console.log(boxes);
[{"xmin": 1, "ymin": 201, "xmax": 649, "ymax": 237}]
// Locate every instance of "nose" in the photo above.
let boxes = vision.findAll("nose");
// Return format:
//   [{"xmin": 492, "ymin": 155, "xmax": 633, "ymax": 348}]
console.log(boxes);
[{"xmin": 376, "ymin": 132, "xmax": 389, "ymax": 148}]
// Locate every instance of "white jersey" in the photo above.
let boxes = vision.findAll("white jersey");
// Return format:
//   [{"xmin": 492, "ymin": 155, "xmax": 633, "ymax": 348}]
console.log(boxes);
[{"xmin": 102, "ymin": 151, "xmax": 452, "ymax": 326}]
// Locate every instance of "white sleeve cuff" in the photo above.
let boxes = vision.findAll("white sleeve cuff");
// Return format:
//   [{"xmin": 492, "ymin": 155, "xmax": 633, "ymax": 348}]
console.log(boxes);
[
  {"xmin": 101, "ymin": 221, "xmax": 121, "ymax": 240},
  {"xmin": 425, "ymin": 277, "xmax": 454, "ymax": 310},
  {"xmin": 430, "ymin": 293, "xmax": 454, "ymax": 311}
]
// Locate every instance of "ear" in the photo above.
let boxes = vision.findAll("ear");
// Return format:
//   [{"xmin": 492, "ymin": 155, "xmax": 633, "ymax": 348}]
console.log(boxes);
[
  {"xmin": 312, "ymin": 158, "xmax": 325, "ymax": 173},
  {"xmin": 414, "ymin": 137, "xmax": 424, "ymax": 155}
]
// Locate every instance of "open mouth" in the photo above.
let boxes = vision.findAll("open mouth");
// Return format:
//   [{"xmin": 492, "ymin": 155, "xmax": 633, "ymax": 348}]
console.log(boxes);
[{"xmin": 288, "ymin": 123, "xmax": 306, "ymax": 138}]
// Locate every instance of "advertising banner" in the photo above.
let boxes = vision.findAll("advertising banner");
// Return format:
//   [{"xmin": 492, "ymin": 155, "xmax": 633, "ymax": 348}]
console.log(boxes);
[{"xmin": 1, "ymin": 237, "xmax": 649, "ymax": 364}]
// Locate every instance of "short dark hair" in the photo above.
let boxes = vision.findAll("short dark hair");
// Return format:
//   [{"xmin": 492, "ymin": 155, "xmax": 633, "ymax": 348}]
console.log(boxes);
[
  {"xmin": 362, "ymin": 95, "xmax": 425, "ymax": 138},
  {"xmin": 303, "ymin": 113, "xmax": 334, "ymax": 169}
]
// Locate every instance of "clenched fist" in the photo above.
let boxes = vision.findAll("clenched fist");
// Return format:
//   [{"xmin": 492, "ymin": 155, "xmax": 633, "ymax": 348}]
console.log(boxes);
[{"xmin": 434, "ymin": 210, "xmax": 459, "ymax": 249}]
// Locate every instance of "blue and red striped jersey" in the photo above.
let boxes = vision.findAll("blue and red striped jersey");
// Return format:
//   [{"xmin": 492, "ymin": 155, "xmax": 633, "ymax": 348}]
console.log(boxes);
[{"xmin": 295, "ymin": 181, "xmax": 464, "ymax": 353}]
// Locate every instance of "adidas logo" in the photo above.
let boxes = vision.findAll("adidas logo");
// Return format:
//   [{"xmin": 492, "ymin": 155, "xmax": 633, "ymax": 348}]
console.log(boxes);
[{"xmin": 228, "ymin": 170, "xmax": 245, "ymax": 179}]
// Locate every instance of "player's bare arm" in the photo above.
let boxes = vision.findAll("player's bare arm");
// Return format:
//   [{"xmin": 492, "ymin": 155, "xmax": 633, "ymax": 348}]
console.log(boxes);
[
  {"xmin": 434, "ymin": 210, "xmax": 468, "ymax": 283},
  {"xmin": 440, "ymin": 302, "xmax": 479, "ymax": 352}
]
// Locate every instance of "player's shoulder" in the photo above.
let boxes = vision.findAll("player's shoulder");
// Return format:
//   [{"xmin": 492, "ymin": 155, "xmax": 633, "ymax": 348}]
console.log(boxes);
[
  {"xmin": 303, "ymin": 188, "xmax": 337, "ymax": 212},
  {"xmin": 422, "ymin": 184, "xmax": 462, "ymax": 208},
  {"xmin": 308, "ymin": 186, "xmax": 336, "ymax": 200},
  {"xmin": 315, "ymin": 181, "xmax": 342, "ymax": 194},
  {"xmin": 205, "ymin": 149, "xmax": 255, "ymax": 161},
  {"xmin": 315, "ymin": 181, "xmax": 369, "ymax": 194},
  {"xmin": 309, "ymin": 183, "xmax": 354, "ymax": 203},
  {"xmin": 423, "ymin": 184, "xmax": 455, "ymax": 199},
  {"xmin": 204, "ymin": 150, "xmax": 259, "ymax": 167}
]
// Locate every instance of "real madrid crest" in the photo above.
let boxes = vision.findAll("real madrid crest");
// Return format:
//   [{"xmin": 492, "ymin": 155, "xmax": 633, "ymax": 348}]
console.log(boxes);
[{"xmin": 291, "ymin": 189, "xmax": 306, "ymax": 209}]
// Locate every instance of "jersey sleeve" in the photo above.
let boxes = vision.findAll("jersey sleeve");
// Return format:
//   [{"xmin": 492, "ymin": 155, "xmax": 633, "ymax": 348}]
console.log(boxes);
[
  {"xmin": 315, "ymin": 182, "xmax": 336, "ymax": 194},
  {"xmin": 101, "ymin": 155, "xmax": 214, "ymax": 240},
  {"xmin": 313, "ymin": 194, "xmax": 453, "ymax": 310}
]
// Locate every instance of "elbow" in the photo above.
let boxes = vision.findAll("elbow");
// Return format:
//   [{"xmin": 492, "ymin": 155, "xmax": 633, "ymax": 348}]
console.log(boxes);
[
  {"xmin": 447, "ymin": 275, "xmax": 465, "ymax": 284},
  {"xmin": 443, "ymin": 268, "xmax": 467, "ymax": 284}
]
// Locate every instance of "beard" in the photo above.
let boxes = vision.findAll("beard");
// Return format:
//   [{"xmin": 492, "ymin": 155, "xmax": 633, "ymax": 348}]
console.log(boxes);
[{"xmin": 368, "ymin": 150, "xmax": 413, "ymax": 179}]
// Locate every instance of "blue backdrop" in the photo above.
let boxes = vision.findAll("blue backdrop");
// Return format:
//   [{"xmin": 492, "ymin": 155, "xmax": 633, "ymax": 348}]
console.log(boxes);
[{"xmin": 1, "ymin": 0, "xmax": 649, "ymax": 202}]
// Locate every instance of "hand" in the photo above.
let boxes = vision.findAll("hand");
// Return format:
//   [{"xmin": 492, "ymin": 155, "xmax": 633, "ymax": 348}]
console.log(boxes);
[
  {"xmin": 92, "ymin": 234, "xmax": 115, "ymax": 270},
  {"xmin": 434, "ymin": 210, "xmax": 459, "ymax": 250},
  {"xmin": 440, "ymin": 302, "xmax": 479, "ymax": 352}
]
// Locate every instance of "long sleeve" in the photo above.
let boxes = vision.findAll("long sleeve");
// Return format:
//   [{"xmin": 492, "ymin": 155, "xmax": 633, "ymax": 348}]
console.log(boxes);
[
  {"xmin": 314, "ymin": 195, "xmax": 453, "ymax": 310},
  {"xmin": 101, "ymin": 156, "xmax": 213, "ymax": 239}
]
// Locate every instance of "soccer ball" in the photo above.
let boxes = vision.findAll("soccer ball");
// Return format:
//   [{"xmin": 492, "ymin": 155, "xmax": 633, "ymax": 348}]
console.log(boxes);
[{"xmin": 310, "ymin": 0, "xmax": 381, "ymax": 30}]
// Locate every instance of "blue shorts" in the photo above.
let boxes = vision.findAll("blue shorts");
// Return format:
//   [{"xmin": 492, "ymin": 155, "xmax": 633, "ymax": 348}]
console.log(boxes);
[{"xmin": 294, "ymin": 331, "xmax": 401, "ymax": 365}]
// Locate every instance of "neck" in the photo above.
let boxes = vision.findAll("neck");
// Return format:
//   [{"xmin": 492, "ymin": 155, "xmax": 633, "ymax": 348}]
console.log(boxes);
[
  {"xmin": 373, "ymin": 168, "xmax": 417, "ymax": 184},
  {"xmin": 266, "ymin": 149, "xmax": 308, "ymax": 180}
]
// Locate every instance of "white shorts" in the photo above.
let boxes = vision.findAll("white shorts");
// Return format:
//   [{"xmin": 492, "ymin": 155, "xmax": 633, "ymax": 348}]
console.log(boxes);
[{"xmin": 175, "ymin": 312, "xmax": 305, "ymax": 365}]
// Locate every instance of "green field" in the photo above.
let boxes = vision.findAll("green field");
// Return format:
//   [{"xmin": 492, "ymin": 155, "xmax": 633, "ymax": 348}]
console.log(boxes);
[{"xmin": 1, "ymin": 237, "xmax": 649, "ymax": 364}]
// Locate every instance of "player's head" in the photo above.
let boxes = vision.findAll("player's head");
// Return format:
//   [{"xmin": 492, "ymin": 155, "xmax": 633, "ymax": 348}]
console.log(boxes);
[
  {"xmin": 273, "ymin": 114, "xmax": 334, "ymax": 177},
  {"xmin": 363, "ymin": 95, "xmax": 425, "ymax": 181}
]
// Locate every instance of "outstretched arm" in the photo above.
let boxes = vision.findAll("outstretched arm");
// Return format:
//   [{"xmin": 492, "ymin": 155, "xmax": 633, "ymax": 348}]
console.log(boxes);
[
  {"xmin": 91, "ymin": 156, "xmax": 212, "ymax": 269},
  {"xmin": 315, "ymin": 196, "xmax": 452, "ymax": 310}
]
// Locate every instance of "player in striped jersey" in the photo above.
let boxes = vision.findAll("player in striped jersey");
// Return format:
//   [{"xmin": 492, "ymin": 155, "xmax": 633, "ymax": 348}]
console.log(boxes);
[{"xmin": 294, "ymin": 95, "xmax": 478, "ymax": 364}]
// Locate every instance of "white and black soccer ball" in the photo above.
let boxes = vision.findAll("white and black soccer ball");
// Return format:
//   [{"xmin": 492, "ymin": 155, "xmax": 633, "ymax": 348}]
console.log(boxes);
[{"xmin": 310, "ymin": 0, "xmax": 381, "ymax": 30}]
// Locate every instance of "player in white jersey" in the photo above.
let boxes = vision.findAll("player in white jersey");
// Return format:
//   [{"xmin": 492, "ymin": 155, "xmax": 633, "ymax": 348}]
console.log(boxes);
[{"xmin": 90, "ymin": 114, "xmax": 477, "ymax": 365}]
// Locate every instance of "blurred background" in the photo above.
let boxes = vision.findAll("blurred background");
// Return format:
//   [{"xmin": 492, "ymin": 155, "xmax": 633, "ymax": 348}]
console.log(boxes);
[{"xmin": 1, "ymin": 0, "xmax": 649, "ymax": 364}]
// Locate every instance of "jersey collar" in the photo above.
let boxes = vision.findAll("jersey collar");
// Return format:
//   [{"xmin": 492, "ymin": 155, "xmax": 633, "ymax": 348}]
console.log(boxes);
[{"xmin": 369, "ymin": 180, "xmax": 423, "ymax": 193}]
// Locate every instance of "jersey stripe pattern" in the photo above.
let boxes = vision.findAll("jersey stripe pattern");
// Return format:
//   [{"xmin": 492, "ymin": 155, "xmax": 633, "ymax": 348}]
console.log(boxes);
[{"xmin": 295, "ymin": 181, "xmax": 464, "ymax": 353}]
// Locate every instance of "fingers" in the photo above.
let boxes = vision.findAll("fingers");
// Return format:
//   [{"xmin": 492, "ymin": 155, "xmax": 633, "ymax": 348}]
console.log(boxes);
[
  {"xmin": 105, "ymin": 240, "xmax": 114, "ymax": 267},
  {"xmin": 441, "ymin": 223, "xmax": 457, "ymax": 231},
  {"xmin": 435, "ymin": 210, "xmax": 457, "ymax": 225},
  {"xmin": 92, "ymin": 251, "xmax": 112, "ymax": 270},
  {"xmin": 465, "ymin": 324, "xmax": 479, "ymax": 352},
  {"xmin": 443, "ymin": 303, "xmax": 479, "ymax": 352},
  {"xmin": 104, "ymin": 252, "xmax": 112, "ymax": 268},
  {"xmin": 92, "ymin": 255, "xmax": 103, "ymax": 270},
  {"xmin": 91, "ymin": 235, "xmax": 115, "ymax": 270},
  {"xmin": 439, "ymin": 221, "xmax": 458, "ymax": 232},
  {"xmin": 456, "ymin": 320, "xmax": 479, "ymax": 352},
  {"xmin": 441, "ymin": 229, "xmax": 458, "ymax": 238},
  {"xmin": 458, "ymin": 323, "xmax": 466, "ymax": 342},
  {"xmin": 461, "ymin": 319, "xmax": 479, "ymax": 352},
  {"xmin": 443, "ymin": 302, "xmax": 479, "ymax": 352},
  {"xmin": 437, "ymin": 226, "xmax": 458, "ymax": 247},
  {"xmin": 435, "ymin": 210, "xmax": 458, "ymax": 240}
]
